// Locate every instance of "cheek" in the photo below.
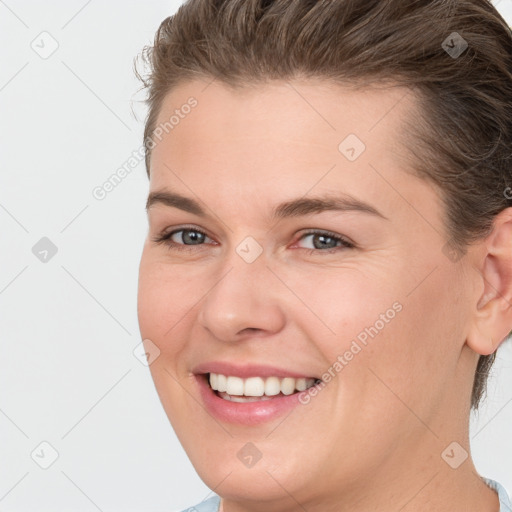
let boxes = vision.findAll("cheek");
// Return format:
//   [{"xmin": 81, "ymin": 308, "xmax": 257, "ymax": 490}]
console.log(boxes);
[
  {"xmin": 293, "ymin": 260, "xmax": 456, "ymax": 403},
  {"xmin": 137, "ymin": 264, "xmax": 169, "ymax": 342},
  {"xmin": 350, "ymin": 261, "xmax": 466, "ymax": 419},
  {"xmin": 278, "ymin": 264, "xmax": 405, "ymax": 357},
  {"xmin": 137, "ymin": 254, "xmax": 198, "ymax": 350},
  {"xmin": 137, "ymin": 254, "xmax": 199, "ymax": 424}
]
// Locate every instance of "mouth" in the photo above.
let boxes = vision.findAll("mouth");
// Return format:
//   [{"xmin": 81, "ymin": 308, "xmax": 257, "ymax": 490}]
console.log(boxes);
[
  {"xmin": 192, "ymin": 362, "xmax": 324, "ymax": 424},
  {"xmin": 203, "ymin": 372, "xmax": 322, "ymax": 403}
]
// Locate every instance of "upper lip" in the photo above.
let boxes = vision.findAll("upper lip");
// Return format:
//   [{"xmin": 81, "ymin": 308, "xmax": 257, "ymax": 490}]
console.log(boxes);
[{"xmin": 192, "ymin": 361, "xmax": 317, "ymax": 379}]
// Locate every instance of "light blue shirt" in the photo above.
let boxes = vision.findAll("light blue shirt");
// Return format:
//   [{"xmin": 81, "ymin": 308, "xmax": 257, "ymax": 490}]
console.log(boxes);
[
  {"xmin": 483, "ymin": 478, "xmax": 512, "ymax": 512},
  {"xmin": 178, "ymin": 477, "xmax": 511, "ymax": 512}
]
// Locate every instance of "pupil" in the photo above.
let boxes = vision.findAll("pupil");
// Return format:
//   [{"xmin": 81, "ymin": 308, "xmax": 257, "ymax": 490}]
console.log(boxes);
[
  {"xmin": 314, "ymin": 234, "xmax": 336, "ymax": 249},
  {"xmin": 184, "ymin": 230, "xmax": 204, "ymax": 244}
]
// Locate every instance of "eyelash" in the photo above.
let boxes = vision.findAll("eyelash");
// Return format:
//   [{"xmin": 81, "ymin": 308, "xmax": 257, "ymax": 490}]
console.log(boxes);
[{"xmin": 152, "ymin": 226, "xmax": 355, "ymax": 255}]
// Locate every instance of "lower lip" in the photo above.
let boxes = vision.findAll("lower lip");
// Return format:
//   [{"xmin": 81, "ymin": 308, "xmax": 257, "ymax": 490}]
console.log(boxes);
[{"xmin": 195, "ymin": 374, "xmax": 311, "ymax": 425}]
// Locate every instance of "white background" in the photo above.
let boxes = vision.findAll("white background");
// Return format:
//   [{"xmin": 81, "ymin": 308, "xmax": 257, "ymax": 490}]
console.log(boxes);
[{"xmin": 0, "ymin": 1, "xmax": 511, "ymax": 511}]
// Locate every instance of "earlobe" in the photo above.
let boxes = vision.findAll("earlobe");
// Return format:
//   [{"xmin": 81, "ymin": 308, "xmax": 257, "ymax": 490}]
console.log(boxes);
[
  {"xmin": 465, "ymin": 208, "xmax": 512, "ymax": 356},
  {"xmin": 466, "ymin": 323, "xmax": 502, "ymax": 356}
]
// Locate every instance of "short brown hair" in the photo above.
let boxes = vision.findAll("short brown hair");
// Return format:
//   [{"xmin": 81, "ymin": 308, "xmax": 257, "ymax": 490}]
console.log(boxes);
[{"xmin": 134, "ymin": 0, "xmax": 512, "ymax": 410}]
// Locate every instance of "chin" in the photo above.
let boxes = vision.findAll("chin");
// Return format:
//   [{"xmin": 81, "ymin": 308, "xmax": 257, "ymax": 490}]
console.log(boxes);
[{"xmin": 197, "ymin": 463, "xmax": 302, "ymax": 503}]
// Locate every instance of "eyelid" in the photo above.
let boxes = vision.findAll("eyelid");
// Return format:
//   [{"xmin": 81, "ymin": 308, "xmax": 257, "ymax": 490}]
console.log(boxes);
[{"xmin": 293, "ymin": 229, "xmax": 355, "ymax": 251}]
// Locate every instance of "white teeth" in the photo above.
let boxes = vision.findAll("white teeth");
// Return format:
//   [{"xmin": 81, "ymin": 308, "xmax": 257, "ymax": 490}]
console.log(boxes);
[
  {"xmin": 217, "ymin": 373, "xmax": 227, "ymax": 392},
  {"xmin": 295, "ymin": 378, "xmax": 307, "ymax": 391},
  {"xmin": 208, "ymin": 373, "xmax": 317, "ymax": 397},
  {"xmin": 281, "ymin": 377, "xmax": 296, "ymax": 395},
  {"xmin": 244, "ymin": 376, "xmax": 265, "ymax": 396},
  {"xmin": 226, "ymin": 376, "xmax": 244, "ymax": 395},
  {"xmin": 264, "ymin": 376, "xmax": 281, "ymax": 396}
]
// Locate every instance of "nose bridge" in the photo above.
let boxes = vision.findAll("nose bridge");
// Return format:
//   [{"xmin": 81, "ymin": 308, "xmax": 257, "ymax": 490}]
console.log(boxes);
[{"xmin": 197, "ymin": 238, "xmax": 286, "ymax": 341}]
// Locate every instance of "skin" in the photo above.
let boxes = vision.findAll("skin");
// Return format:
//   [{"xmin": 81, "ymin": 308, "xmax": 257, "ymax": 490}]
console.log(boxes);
[{"xmin": 137, "ymin": 78, "xmax": 512, "ymax": 512}]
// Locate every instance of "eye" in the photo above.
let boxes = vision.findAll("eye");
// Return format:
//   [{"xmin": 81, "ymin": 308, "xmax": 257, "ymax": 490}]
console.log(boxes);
[
  {"xmin": 152, "ymin": 226, "xmax": 215, "ymax": 252},
  {"xmin": 152, "ymin": 226, "xmax": 355, "ymax": 255},
  {"xmin": 295, "ymin": 229, "xmax": 355, "ymax": 254}
]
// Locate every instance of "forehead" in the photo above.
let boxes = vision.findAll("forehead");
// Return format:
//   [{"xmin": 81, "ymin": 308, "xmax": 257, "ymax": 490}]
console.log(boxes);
[
  {"xmin": 154, "ymin": 78, "xmax": 416, "ymax": 144},
  {"xmin": 148, "ymin": 78, "xmax": 437, "ymax": 226},
  {"xmin": 151, "ymin": 78, "xmax": 418, "ymax": 175}
]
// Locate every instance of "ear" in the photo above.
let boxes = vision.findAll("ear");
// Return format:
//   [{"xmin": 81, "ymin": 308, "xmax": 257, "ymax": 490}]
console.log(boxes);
[{"xmin": 466, "ymin": 207, "xmax": 512, "ymax": 356}]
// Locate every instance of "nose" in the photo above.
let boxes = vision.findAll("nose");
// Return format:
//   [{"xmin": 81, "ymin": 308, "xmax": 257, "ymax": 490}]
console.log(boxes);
[{"xmin": 197, "ymin": 250, "xmax": 286, "ymax": 342}]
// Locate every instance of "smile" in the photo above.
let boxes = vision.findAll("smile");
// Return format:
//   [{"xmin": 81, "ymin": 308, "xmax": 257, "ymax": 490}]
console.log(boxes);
[
  {"xmin": 209, "ymin": 373, "xmax": 319, "ymax": 402},
  {"xmin": 193, "ymin": 364, "xmax": 323, "ymax": 425}
]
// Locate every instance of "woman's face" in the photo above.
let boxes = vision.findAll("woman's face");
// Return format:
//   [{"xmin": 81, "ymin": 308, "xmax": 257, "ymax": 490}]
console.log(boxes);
[{"xmin": 137, "ymin": 79, "xmax": 477, "ymax": 506}]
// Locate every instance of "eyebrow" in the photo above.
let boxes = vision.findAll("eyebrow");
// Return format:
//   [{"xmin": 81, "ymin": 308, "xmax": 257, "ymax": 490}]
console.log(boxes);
[{"xmin": 146, "ymin": 190, "xmax": 388, "ymax": 221}]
